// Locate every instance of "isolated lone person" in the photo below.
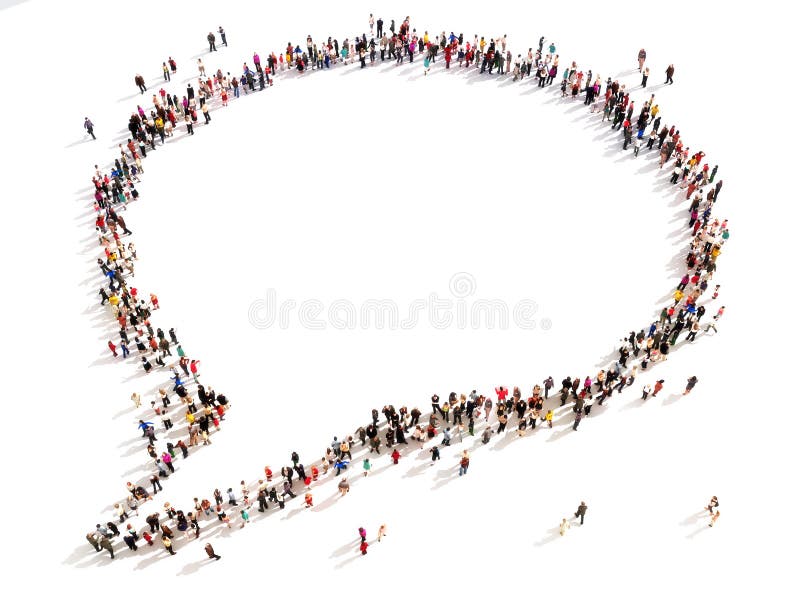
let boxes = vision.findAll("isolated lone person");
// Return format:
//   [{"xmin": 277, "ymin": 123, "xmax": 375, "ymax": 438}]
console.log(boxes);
[
  {"xmin": 84, "ymin": 117, "xmax": 96, "ymax": 140},
  {"xmin": 665, "ymin": 64, "xmax": 675, "ymax": 84},
  {"xmin": 205, "ymin": 543, "xmax": 221, "ymax": 560},
  {"xmin": 134, "ymin": 74, "xmax": 146, "ymax": 94}
]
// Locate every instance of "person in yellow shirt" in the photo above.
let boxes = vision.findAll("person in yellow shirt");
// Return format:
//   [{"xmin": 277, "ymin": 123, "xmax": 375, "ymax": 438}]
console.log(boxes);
[
  {"xmin": 559, "ymin": 518, "xmax": 571, "ymax": 536},
  {"xmin": 162, "ymin": 534, "xmax": 176, "ymax": 555}
]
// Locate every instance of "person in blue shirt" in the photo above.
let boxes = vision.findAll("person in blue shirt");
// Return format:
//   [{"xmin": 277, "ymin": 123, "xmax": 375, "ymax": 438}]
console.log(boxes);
[{"xmin": 138, "ymin": 420, "xmax": 153, "ymax": 436}]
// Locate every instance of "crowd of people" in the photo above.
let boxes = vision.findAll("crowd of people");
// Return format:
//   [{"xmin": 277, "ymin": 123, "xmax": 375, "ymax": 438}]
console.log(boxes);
[{"xmin": 83, "ymin": 14, "xmax": 729, "ymax": 562}]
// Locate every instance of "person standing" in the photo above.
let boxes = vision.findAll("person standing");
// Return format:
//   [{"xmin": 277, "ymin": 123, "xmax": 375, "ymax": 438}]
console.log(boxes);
[
  {"xmin": 218, "ymin": 26, "xmax": 227, "ymax": 46},
  {"xmin": 205, "ymin": 542, "xmax": 221, "ymax": 560},
  {"xmin": 559, "ymin": 518, "xmax": 571, "ymax": 536},
  {"xmin": 641, "ymin": 67, "xmax": 649, "ymax": 88},
  {"xmin": 358, "ymin": 527, "xmax": 367, "ymax": 543},
  {"xmin": 572, "ymin": 409, "xmax": 582, "ymax": 431},
  {"xmin": 376, "ymin": 17, "xmax": 383, "ymax": 38},
  {"xmin": 98, "ymin": 535, "xmax": 114, "ymax": 559},
  {"xmin": 574, "ymin": 501, "xmax": 588, "ymax": 525},
  {"xmin": 162, "ymin": 534, "xmax": 176, "ymax": 555},
  {"xmin": 706, "ymin": 496, "xmax": 719, "ymax": 514},
  {"xmin": 653, "ymin": 379, "xmax": 665, "ymax": 396},
  {"xmin": 665, "ymin": 64, "xmax": 675, "ymax": 84},
  {"xmin": 637, "ymin": 48, "xmax": 646, "ymax": 72},
  {"xmin": 135, "ymin": 74, "xmax": 146, "ymax": 94},
  {"xmin": 458, "ymin": 452, "xmax": 470, "ymax": 476},
  {"xmin": 84, "ymin": 117, "xmax": 96, "ymax": 140},
  {"xmin": 207, "ymin": 31, "xmax": 217, "ymax": 52},
  {"xmin": 431, "ymin": 394, "xmax": 443, "ymax": 418},
  {"xmin": 123, "ymin": 534, "xmax": 138, "ymax": 551},
  {"xmin": 377, "ymin": 524, "xmax": 387, "ymax": 542},
  {"xmin": 543, "ymin": 376, "xmax": 554, "ymax": 399},
  {"xmin": 86, "ymin": 532, "xmax": 101, "ymax": 552},
  {"xmin": 683, "ymin": 376, "xmax": 699, "ymax": 395}
]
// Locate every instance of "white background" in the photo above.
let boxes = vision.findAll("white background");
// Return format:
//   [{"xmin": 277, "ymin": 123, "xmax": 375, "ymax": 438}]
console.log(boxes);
[{"xmin": 0, "ymin": 0, "xmax": 795, "ymax": 597}]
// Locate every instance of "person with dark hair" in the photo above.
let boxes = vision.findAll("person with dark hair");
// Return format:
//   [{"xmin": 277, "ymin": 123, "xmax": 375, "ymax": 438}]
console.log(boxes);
[
  {"xmin": 134, "ymin": 74, "xmax": 146, "ymax": 94},
  {"xmin": 98, "ymin": 535, "xmax": 114, "ymax": 559},
  {"xmin": 205, "ymin": 542, "xmax": 221, "ymax": 560},
  {"xmin": 84, "ymin": 117, "xmax": 96, "ymax": 140},
  {"xmin": 574, "ymin": 501, "xmax": 588, "ymax": 524}
]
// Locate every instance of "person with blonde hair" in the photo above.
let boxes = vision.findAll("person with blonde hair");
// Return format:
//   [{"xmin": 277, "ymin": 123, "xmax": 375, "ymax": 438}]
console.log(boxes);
[{"xmin": 559, "ymin": 518, "xmax": 571, "ymax": 536}]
